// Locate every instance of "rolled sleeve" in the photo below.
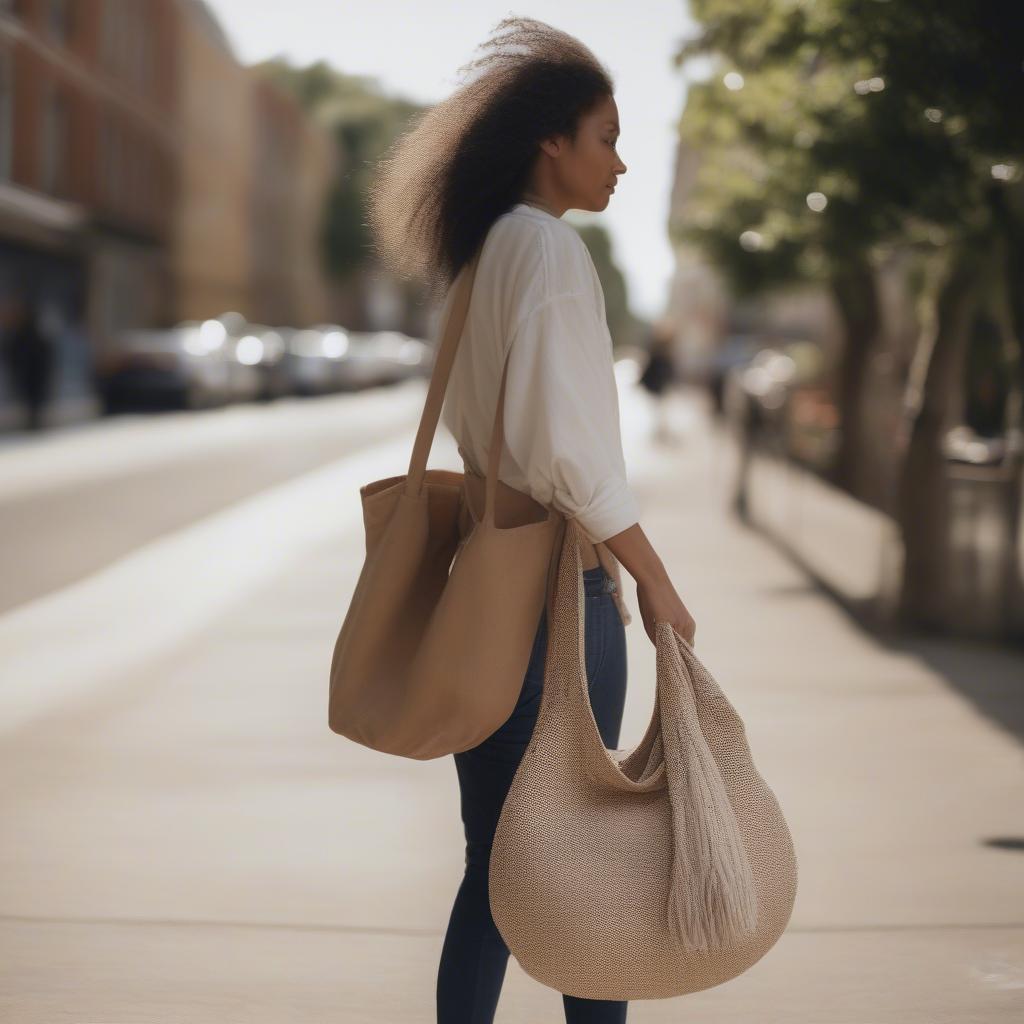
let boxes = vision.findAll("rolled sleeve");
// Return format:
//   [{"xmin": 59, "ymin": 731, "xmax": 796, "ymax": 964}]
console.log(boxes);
[{"xmin": 502, "ymin": 291, "xmax": 641, "ymax": 544}]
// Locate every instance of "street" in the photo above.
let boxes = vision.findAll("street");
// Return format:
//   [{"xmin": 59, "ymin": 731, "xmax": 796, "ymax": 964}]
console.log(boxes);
[{"xmin": 1, "ymin": 380, "xmax": 1022, "ymax": 1023}]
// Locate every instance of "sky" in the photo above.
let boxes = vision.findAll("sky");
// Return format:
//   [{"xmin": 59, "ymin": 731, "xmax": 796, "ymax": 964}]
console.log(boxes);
[{"xmin": 204, "ymin": 0, "xmax": 699, "ymax": 322}]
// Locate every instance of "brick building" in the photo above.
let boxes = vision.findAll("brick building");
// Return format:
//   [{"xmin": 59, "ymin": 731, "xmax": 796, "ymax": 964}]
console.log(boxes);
[
  {"xmin": 0, "ymin": 0, "xmax": 335, "ymax": 430},
  {"xmin": 0, "ymin": 0, "xmax": 179, "ymax": 426}
]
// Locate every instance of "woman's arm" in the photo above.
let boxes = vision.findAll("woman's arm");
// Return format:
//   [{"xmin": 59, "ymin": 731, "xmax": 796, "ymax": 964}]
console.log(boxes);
[
  {"xmin": 602, "ymin": 522, "xmax": 698, "ymax": 647},
  {"xmin": 491, "ymin": 235, "xmax": 695, "ymax": 646}
]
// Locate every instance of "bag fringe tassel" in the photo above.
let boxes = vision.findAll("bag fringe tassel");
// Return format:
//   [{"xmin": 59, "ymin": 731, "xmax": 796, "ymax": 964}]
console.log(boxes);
[{"xmin": 657, "ymin": 623, "xmax": 760, "ymax": 951}]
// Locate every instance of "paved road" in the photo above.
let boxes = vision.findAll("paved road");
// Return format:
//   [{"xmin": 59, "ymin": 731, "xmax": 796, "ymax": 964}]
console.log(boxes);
[
  {"xmin": 0, "ymin": 384, "xmax": 422, "ymax": 613},
  {"xmin": 1, "ymin": 381, "xmax": 1021, "ymax": 1022}
]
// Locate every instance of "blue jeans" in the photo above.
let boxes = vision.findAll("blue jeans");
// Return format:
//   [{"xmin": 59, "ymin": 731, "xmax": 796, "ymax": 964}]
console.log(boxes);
[{"xmin": 436, "ymin": 564, "xmax": 629, "ymax": 1023}]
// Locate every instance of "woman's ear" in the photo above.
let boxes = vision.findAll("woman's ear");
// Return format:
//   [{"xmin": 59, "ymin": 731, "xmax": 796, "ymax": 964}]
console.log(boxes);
[{"xmin": 537, "ymin": 134, "xmax": 565, "ymax": 160}]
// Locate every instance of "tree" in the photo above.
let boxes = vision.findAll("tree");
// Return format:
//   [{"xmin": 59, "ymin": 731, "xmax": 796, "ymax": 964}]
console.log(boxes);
[
  {"xmin": 576, "ymin": 223, "xmax": 638, "ymax": 348},
  {"xmin": 256, "ymin": 60, "xmax": 424, "ymax": 281},
  {"xmin": 676, "ymin": 0, "xmax": 1024, "ymax": 630}
]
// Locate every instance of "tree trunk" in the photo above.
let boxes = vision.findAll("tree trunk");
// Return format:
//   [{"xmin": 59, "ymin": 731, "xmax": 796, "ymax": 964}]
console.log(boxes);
[
  {"xmin": 996, "ymin": 192, "xmax": 1024, "ymax": 636},
  {"xmin": 828, "ymin": 259, "xmax": 881, "ymax": 501},
  {"xmin": 896, "ymin": 250, "xmax": 980, "ymax": 629}
]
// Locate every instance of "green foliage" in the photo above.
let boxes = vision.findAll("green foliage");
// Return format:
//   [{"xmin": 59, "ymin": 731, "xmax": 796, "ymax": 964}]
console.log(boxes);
[
  {"xmin": 575, "ymin": 224, "xmax": 633, "ymax": 344},
  {"xmin": 255, "ymin": 59, "xmax": 425, "ymax": 280},
  {"xmin": 675, "ymin": 0, "xmax": 1024, "ymax": 298}
]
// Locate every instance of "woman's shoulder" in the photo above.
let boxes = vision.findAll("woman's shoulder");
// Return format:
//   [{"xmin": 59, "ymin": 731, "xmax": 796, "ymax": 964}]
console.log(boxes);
[{"xmin": 484, "ymin": 205, "xmax": 596, "ymax": 306}]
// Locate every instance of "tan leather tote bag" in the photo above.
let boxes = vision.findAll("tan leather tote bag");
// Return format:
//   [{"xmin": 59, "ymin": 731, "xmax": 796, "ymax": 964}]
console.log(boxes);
[
  {"xmin": 328, "ymin": 248, "xmax": 565, "ymax": 760},
  {"xmin": 489, "ymin": 517, "xmax": 798, "ymax": 1000}
]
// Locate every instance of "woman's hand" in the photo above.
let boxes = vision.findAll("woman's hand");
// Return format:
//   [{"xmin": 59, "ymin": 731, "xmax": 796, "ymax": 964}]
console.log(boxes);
[
  {"xmin": 637, "ymin": 576, "xmax": 696, "ymax": 648},
  {"xmin": 600, "ymin": 522, "xmax": 697, "ymax": 647}
]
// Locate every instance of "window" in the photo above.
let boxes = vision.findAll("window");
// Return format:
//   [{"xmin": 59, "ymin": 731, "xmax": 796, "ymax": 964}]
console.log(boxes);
[
  {"xmin": 0, "ymin": 46, "xmax": 11, "ymax": 180},
  {"xmin": 40, "ymin": 86, "xmax": 68, "ymax": 194},
  {"xmin": 47, "ymin": 0, "xmax": 74, "ymax": 44},
  {"xmin": 100, "ymin": 0, "xmax": 148, "ymax": 89}
]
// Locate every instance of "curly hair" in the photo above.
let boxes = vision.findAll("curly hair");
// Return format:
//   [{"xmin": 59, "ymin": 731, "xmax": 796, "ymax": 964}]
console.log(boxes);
[{"xmin": 365, "ymin": 15, "xmax": 615, "ymax": 303}]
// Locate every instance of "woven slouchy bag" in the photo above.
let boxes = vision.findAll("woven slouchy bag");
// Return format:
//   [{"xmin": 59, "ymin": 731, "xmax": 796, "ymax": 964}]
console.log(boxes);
[
  {"xmin": 328, "ymin": 248, "xmax": 563, "ymax": 760},
  {"xmin": 489, "ymin": 517, "xmax": 798, "ymax": 1000}
]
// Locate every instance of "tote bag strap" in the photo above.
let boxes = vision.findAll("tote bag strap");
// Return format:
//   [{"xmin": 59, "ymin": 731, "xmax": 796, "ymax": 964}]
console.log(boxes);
[{"xmin": 404, "ymin": 243, "xmax": 514, "ymax": 526}]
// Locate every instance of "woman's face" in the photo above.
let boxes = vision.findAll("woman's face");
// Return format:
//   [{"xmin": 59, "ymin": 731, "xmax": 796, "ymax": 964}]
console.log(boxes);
[{"xmin": 541, "ymin": 93, "xmax": 627, "ymax": 213}]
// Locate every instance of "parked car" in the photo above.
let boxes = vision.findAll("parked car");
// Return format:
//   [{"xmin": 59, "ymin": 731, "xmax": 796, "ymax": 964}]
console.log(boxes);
[
  {"xmin": 96, "ymin": 320, "xmax": 233, "ymax": 413},
  {"xmin": 283, "ymin": 325, "xmax": 352, "ymax": 395},
  {"xmin": 315, "ymin": 326, "xmax": 387, "ymax": 391},
  {"xmin": 226, "ymin": 321, "xmax": 290, "ymax": 401},
  {"xmin": 364, "ymin": 330, "xmax": 433, "ymax": 383},
  {"xmin": 282, "ymin": 324, "xmax": 431, "ymax": 394},
  {"xmin": 944, "ymin": 425, "xmax": 1008, "ymax": 467}
]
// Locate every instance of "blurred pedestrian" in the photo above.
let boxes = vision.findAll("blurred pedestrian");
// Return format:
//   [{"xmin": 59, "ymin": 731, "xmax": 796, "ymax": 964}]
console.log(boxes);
[
  {"xmin": 638, "ymin": 320, "xmax": 677, "ymax": 444},
  {"xmin": 1, "ymin": 296, "xmax": 55, "ymax": 432}
]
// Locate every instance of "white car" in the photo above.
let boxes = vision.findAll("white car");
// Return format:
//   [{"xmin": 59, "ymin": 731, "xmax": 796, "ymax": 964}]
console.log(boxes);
[{"xmin": 97, "ymin": 321, "xmax": 234, "ymax": 412}]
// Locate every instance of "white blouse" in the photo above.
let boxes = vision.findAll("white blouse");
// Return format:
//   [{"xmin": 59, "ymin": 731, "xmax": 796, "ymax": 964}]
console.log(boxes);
[{"xmin": 439, "ymin": 202, "xmax": 641, "ymax": 546}]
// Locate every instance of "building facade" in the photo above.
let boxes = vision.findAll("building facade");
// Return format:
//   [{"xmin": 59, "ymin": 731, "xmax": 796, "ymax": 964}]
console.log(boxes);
[
  {"xmin": 0, "ymin": 0, "xmax": 336, "ymax": 429},
  {"xmin": 0, "ymin": 0, "xmax": 179, "ymax": 426}
]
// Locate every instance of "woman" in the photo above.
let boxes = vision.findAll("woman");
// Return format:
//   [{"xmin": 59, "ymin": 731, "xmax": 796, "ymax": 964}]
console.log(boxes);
[{"xmin": 366, "ymin": 17, "xmax": 696, "ymax": 1023}]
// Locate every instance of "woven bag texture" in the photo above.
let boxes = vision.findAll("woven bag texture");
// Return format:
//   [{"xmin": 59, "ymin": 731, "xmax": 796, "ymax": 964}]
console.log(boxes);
[{"xmin": 488, "ymin": 519, "xmax": 798, "ymax": 1000}]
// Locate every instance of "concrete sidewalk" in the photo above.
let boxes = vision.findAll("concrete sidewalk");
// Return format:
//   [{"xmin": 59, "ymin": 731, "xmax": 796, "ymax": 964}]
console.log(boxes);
[{"xmin": 1, "ymin": 385, "xmax": 1022, "ymax": 1022}]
